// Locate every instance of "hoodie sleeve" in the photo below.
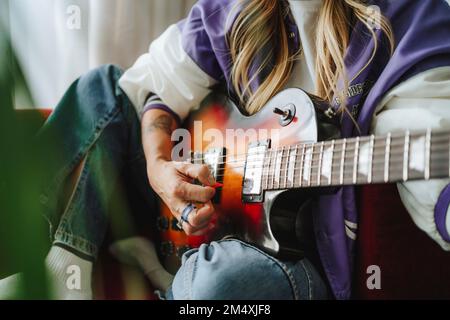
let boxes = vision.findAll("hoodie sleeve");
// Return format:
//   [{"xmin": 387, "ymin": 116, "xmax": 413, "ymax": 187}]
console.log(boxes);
[
  {"xmin": 371, "ymin": 66, "xmax": 450, "ymax": 250},
  {"xmin": 118, "ymin": 0, "xmax": 235, "ymax": 122}
]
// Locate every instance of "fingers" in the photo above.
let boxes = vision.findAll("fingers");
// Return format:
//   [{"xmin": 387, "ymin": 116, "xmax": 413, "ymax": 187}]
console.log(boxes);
[
  {"xmin": 174, "ymin": 162, "xmax": 216, "ymax": 186},
  {"xmin": 187, "ymin": 201, "xmax": 215, "ymax": 228},
  {"xmin": 170, "ymin": 200, "xmax": 215, "ymax": 236},
  {"xmin": 159, "ymin": 162, "xmax": 218, "ymax": 236},
  {"xmin": 174, "ymin": 181, "xmax": 215, "ymax": 203}
]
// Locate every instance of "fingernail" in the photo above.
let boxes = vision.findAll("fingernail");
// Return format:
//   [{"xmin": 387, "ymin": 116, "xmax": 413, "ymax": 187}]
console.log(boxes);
[{"xmin": 208, "ymin": 175, "xmax": 216, "ymax": 186}]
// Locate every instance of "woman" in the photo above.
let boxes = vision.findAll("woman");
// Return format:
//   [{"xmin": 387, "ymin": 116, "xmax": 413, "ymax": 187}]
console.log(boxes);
[{"xmin": 1, "ymin": 0, "xmax": 450, "ymax": 300}]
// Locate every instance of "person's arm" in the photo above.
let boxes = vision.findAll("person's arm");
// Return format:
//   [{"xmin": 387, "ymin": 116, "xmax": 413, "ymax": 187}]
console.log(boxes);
[
  {"xmin": 141, "ymin": 109, "xmax": 216, "ymax": 235},
  {"xmin": 118, "ymin": 0, "xmax": 229, "ymax": 234},
  {"xmin": 118, "ymin": 0, "xmax": 228, "ymax": 122},
  {"xmin": 371, "ymin": 66, "xmax": 450, "ymax": 250}
]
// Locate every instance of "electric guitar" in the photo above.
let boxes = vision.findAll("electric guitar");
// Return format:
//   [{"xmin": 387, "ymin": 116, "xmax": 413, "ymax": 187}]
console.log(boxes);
[{"xmin": 157, "ymin": 88, "xmax": 450, "ymax": 271}]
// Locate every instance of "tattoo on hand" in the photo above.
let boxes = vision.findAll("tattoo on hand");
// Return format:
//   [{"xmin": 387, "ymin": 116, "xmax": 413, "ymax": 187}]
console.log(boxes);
[{"xmin": 145, "ymin": 114, "xmax": 173, "ymax": 136}]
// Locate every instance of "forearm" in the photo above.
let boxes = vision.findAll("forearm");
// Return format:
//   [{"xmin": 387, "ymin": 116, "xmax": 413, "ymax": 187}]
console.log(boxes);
[
  {"xmin": 141, "ymin": 109, "xmax": 178, "ymax": 165},
  {"xmin": 140, "ymin": 109, "xmax": 215, "ymax": 235}
]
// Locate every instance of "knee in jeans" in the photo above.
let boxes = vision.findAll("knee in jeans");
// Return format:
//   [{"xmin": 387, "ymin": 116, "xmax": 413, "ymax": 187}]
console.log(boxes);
[
  {"xmin": 77, "ymin": 64, "xmax": 122, "ymax": 94},
  {"xmin": 179, "ymin": 241, "xmax": 290, "ymax": 300},
  {"xmin": 90, "ymin": 64, "xmax": 122, "ymax": 79}
]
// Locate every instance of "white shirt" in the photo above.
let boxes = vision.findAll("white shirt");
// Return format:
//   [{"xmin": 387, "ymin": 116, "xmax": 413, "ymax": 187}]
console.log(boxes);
[{"xmin": 286, "ymin": 0, "xmax": 322, "ymax": 92}]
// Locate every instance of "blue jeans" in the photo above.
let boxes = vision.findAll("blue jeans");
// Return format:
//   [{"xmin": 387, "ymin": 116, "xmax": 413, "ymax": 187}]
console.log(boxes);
[
  {"xmin": 37, "ymin": 65, "xmax": 328, "ymax": 299},
  {"xmin": 167, "ymin": 239, "xmax": 328, "ymax": 300}
]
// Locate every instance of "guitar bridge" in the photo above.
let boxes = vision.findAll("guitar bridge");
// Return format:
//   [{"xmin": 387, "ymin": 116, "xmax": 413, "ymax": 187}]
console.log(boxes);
[{"xmin": 243, "ymin": 140, "xmax": 271, "ymax": 203}]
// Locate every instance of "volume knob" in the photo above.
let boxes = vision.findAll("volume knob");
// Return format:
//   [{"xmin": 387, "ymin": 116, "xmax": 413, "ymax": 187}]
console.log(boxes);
[{"xmin": 273, "ymin": 105, "xmax": 296, "ymax": 127}]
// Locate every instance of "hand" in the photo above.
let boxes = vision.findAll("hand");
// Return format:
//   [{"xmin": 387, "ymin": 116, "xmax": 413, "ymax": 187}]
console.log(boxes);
[{"xmin": 147, "ymin": 159, "xmax": 217, "ymax": 235}]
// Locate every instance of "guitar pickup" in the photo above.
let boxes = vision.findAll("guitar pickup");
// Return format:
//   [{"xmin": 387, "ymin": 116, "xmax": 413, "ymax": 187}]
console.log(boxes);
[{"xmin": 243, "ymin": 140, "xmax": 271, "ymax": 203}]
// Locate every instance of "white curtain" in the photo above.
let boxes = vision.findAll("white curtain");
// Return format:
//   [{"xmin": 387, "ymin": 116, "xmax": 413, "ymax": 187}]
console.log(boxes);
[{"xmin": 9, "ymin": 0, "xmax": 196, "ymax": 108}]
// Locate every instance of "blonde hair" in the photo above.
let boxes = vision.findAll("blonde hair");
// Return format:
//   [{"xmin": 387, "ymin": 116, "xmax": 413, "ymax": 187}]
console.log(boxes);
[{"xmin": 228, "ymin": 0, "xmax": 394, "ymax": 115}]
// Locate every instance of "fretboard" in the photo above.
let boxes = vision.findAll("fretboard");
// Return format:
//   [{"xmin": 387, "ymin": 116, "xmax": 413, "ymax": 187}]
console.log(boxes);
[{"xmin": 259, "ymin": 129, "xmax": 450, "ymax": 191}]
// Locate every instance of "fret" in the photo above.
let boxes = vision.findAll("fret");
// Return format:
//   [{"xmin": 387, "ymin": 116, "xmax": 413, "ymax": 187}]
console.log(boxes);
[
  {"xmin": 309, "ymin": 145, "xmax": 315, "ymax": 186},
  {"xmin": 287, "ymin": 145, "xmax": 297, "ymax": 188},
  {"xmin": 317, "ymin": 142, "xmax": 325, "ymax": 186},
  {"xmin": 293, "ymin": 145, "xmax": 301, "ymax": 187},
  {"xmin": 357, "ymin": 138, "xmax": 370, "ymax": 183},
  {"xmin": 388, "ymin": 135, "xmax": 406, "ymax": 182},
  {"xmin": 322, "ymin": 140, "xmax": 335, "ymax": 186},
  {"xmin": 329, "ymin": 141, "xmax": 339, "ymax": 185},
  {"xmin": 282, "ymin": 146, "xmax": 290, "ymax": 189},
  {"xmin": 408, "ymin": 133, "xmax": 426, "ymax": 180},
  {"xmin": 331, "ymin": 141, "xmax": 342, "ymax": 185},
  {"xmin": 262, "ymin": 150, "xmax": 270, "ymax": 190},
  {"xmin": 425, "ymin": 129, "xmax": 432, "ymax": 180},
  {"xmin": 403, "ymin": 131, "xmax": 410, "ymax": 182},
  {"xmin": 340, "ymin": 139, "xmax": 347, "ymax": 185},
  {"xmin": 311, "ymin": 145, "xmax": 317, "ymax": 187},
  {"xmin": 274, "ymin": 147, "xmax": 283, "ymax": 189},
  {"xmin": 298, "ymin": 144, "xmax": 306, "ymax": 187},
  {"xmin": 281, "ymin": 147, "xmax": 287, "ymax": 188},
  {"xmin": 303, "ymin": 145, "xmax": 313, "ymax": 186},
  {"xmin": 310, "ymin": 144, "xmax": 320, "ymax": 187},
  {"xmin": 384, "ymin": 133, "xmax": 391, "ymax": 183},
  {"xmin": 268, "ymin": 149, "xmax": 276, "ymax": 190},
  {"xmin": 343, "ymin": 139, "xmax": 356, "ymax": 184},
  {"xmin": 295, "ymin": 144, "xmax": 306, "ymax": 187},
  {"xmin": 372, "ymin": 135, "xmax": 388, "ymax": 183},
  {"xmin": 368, "ymin": 135, "xmax": 375, "ymax": 183},
  {"xmin": 264, "ymin": 150, "xmax": 271, "ymax": 190},
  {"xmin": 353, "ymin": 137, "xmax": 360, "ymax": 184},
  {"xmin": 272, "ymin": 149, "xmax": 278, "ymax": 189},
  {"xmin": 430, "ymin": 133, "xmax": 450, "ymax": 179}
]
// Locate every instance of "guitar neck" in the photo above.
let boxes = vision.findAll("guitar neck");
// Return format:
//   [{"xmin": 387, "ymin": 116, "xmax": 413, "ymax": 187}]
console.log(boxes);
[{"xmin": 261, "ymin": 129, "xmax": 450, "ymax": 191}]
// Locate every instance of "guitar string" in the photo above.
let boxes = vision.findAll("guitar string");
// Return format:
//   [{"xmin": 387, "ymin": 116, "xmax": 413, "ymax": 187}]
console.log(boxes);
[
  {"xmin": 208, "ymin": 143, "xmax": 450, "ymax": 169},
  {"xmin": 202, "ymin": 166, "xmax": 450, "ymax": 192},
  {"xmin": 192, "ymin": 135, "xmax": 450, "ymax": 186},
  {"xmin": 210, "ymin": 157, "xmax": 450, "ymax": 181},
  {"xmin": 186, "ymin": 134, "xmax": 450, "ymax": 166},
  {"xmin": 206, "ymin": 163, "xmax": 450, "ymax": 191},
  {"xmin": 202, "ymin": 139, "xmax": 450, "ymax": 167},
  {"xmin": 187, "ymin": 131, "xmax": 450, "ymax": 163},
  {"xmin": 210, "ymin": 143, "xmax": 450, "ymax": 174}
]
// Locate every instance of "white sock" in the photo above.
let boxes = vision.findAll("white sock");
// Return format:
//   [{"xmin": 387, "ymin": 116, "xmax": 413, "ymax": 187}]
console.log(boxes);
[
  {"xmin": 45, "ymin": 246, "xmax": 93, "ymax": 300},
  {"xmin": 0, "ymin": 274, "xmax": 23, "ymax": 299},
  {"xmin": 0, "ymin": 246, "xmax": 93, "ymax": 300},
  {"xmin": 109, "ymin": 237, "xmax": 174, "ymax": 291}
]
